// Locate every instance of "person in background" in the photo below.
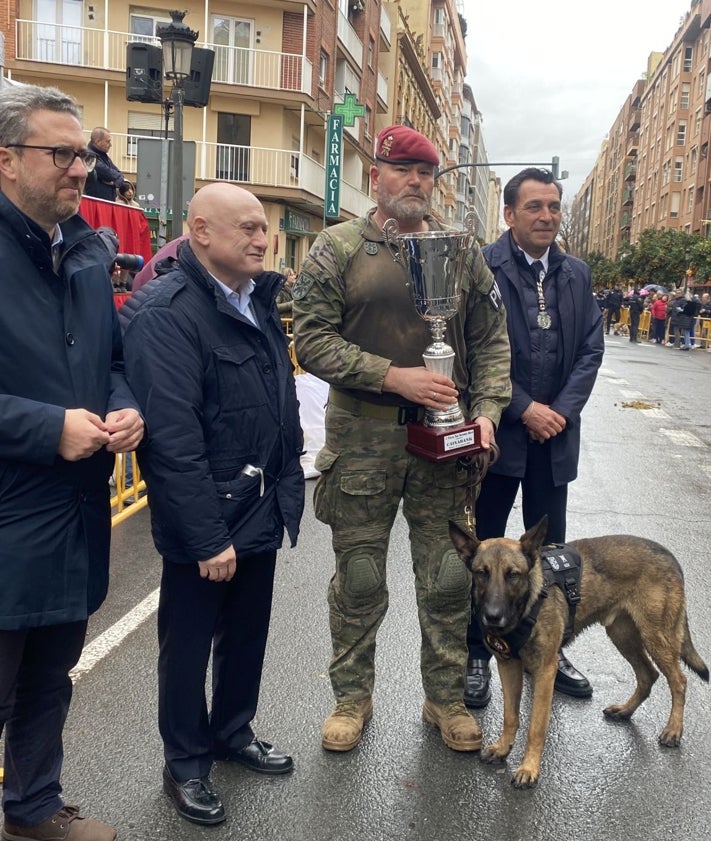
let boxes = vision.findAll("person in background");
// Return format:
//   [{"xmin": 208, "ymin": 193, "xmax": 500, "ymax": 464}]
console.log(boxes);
[
  {"xmin": 699, "ymin": 292, "xmax": 711, "ymax": 318},
  {"xmin": 464, "ymin": 167, "xmax": 604, "ymax": 710},
  {"xmin": 679, "ymin": 294, "xmax": 702, "ymax": 351},
  {"xmin": 82, "ymin": 126, "xmax": 125, "ymax": 201},
  {"xmin": 626, "ymin": 288, "xmax": 644, "ymax": 344},
  {"xmin": 667, "ymin": 290, "xmax": 687, "ymax": 347},
  {"xmin": 604, "ymin": 285, "xmax": 622, "ymax": 334},
  {"xmin": 131, "ymin": 233, "xmax": 189, "ymax": 292},
  {"xmin": 650, "ymin": 293, "xmax": 668, "ymax": 344},
  {"xmin": 0, "ymin": 83, "xmax": 143, "ymax": 841},
  {"xmin": 276, "ymin": 266, "xmax": 297, "ymax": 316},
  {"xmin": 293, "ymin": 124, "xmax": 511, "ymax": 755},
  {"xmin": 121, "ymin": 182, "xmax": 304, "ymax": 826},
  {"xmin": 117, "ymin": 180, "xmax": 141, "ymax": 208}
]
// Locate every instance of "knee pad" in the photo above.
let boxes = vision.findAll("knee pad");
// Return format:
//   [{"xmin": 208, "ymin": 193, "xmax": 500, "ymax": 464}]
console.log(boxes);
[
  {"xmin": 341, "ymin": 545, "xmax": 383, "ymax": 599},
  {"xmin": 435, "ymin": 547, "xmax": 471, "ymax": 596}
]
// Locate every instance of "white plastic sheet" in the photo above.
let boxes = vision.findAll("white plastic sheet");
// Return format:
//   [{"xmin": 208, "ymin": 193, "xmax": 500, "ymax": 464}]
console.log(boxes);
[{"xmin": 295, "ymin": 373, "xmax": 329, "ymax": 478}]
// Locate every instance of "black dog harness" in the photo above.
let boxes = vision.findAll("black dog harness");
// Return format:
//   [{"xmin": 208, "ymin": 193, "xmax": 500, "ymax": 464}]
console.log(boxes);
[{"xmin": 482, "ymin": 544, "xmax": 583, "ymax": 661}]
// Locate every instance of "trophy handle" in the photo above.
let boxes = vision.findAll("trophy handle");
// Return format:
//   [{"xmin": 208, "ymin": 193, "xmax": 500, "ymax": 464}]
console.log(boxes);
[
  {"xmin": 462, "ymin": 211, "xmax": 476, "ymax": 233},
  {"xmin": 382, "ymin": 217, "xmax": 402, "ymax": 263}
]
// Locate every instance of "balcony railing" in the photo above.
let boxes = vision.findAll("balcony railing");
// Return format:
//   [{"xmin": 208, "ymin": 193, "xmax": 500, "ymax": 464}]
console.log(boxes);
[
  {"xmin": 15, "ymin": 20, "xmax": 312, "ymax": 95},
  {"xmin": 337, "ymin": 11, "xmax": 363, "ymax": 66},
  {"xmin": 376, "ymin": 69, "xmax": 388, "ymax": 105},
  {"xmin": 379, "ymin": 8, "xmax": 391, "ymax": 47},
  {"xmin": 106, "ymin": 132, "xmax": 372, "ymax": 218}
]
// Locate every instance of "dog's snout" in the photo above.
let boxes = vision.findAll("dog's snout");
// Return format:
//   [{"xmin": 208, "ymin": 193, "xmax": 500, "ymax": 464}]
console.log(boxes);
[{"xmin": 482, "ymin": 607, "xmax": 507, "ymax": 629}]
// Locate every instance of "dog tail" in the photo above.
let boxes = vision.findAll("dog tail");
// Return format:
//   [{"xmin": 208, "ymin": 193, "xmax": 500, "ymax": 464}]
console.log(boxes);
[{"xmin": 681, "ymin": 617, "xmax": 709, "ymax": 682}]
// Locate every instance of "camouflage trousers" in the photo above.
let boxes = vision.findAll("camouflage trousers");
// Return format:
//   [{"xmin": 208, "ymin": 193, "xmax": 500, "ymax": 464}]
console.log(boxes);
[{"xmin": 313, "ymin": 401, "xmax": 474, "ymax": 705}]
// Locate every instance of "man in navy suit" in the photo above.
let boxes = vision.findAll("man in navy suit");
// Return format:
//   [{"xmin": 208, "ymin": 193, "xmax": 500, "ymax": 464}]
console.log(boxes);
[{"xmin": 464, "ymin": 168, "xmax": 604, "ymax": 709}]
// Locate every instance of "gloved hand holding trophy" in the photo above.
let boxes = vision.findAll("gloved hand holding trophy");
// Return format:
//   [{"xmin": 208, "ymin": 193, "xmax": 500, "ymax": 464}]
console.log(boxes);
[{"xmin": 383, "ymin": 214, "xmax": 485, "ymax": 462}]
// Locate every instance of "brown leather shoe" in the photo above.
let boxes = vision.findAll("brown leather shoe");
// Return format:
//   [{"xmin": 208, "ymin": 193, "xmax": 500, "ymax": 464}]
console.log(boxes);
[
  {"xmin": 2, "ymin": 806, "xmax": 117, "ymax": 841},
  {"xmin": 422, "ymin": 699, "xmax": 482, "ymax": 751},
  {"xmin": 322, "ymin": 697, "xmax": 373, "ymax": 751}
]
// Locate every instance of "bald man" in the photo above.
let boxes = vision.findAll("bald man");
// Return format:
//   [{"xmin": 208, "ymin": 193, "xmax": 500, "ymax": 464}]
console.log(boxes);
[{"xmin": 120, "ymin": 184, "xmax": 305, "ymax": 826}]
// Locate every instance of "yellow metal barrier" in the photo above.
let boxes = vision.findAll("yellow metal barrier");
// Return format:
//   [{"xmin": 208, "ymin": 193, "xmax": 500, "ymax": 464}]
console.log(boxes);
[
  {"xmin": 110, "ymin": 451, "xmax": 148, "ymax": 526},
  {"xmin": 638, "ymin": 310, "xmax": 651, "ymax": 340}
]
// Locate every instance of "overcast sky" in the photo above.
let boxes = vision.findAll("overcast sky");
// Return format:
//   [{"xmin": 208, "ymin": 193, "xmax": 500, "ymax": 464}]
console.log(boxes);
[{"xmin": 463, "ymin": 0, "xmax": 694, "ymax": 200}]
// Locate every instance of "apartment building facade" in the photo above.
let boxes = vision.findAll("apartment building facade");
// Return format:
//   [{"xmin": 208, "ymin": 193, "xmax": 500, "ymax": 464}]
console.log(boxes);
[
  {"xmin": 573, "ymin": 0, "xmax": 711, "ymax": 260},
  {"xmin": 0, "ymin": 0, "xmax": 489, "ymax": 266}
]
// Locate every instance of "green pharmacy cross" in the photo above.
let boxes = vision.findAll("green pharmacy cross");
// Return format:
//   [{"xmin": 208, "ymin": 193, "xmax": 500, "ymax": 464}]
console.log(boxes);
[{"xmin": 333, "ymin": 93, "xmax": 366, "ymax": 127}]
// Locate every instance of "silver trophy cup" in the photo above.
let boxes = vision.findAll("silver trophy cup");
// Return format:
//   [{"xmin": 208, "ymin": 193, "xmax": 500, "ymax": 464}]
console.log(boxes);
[{"xmin": 383, "ymin": 214, "xmax": 477, "ymax": 429}]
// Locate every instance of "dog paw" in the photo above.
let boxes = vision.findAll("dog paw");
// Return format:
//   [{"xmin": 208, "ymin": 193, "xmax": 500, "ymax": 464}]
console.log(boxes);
[
  {"xmin": 603, "ymin": 703, "xmax": 634, "ymax": 721},
  {"xmin": 511, "ymin": 765, "xmax": 539, "ymax": 788},
  {"xmin": 480, "ymin": 742, "xmax": 510, "ymax": 765},
  {"xmin": 658, "ymin": 727, "xmax": 682, "ymax": 747}
]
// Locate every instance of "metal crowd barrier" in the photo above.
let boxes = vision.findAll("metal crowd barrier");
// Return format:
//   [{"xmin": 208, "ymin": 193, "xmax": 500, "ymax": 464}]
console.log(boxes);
[{"xmin": 110, "ymin": 451, "xmax": 147, "ymax": 526}]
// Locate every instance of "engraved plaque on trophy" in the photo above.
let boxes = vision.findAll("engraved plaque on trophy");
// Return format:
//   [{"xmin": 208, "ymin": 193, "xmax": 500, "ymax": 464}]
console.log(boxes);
[{"xmin": 383, "ymin": 214, "xmax": 484, "ymax": 462}]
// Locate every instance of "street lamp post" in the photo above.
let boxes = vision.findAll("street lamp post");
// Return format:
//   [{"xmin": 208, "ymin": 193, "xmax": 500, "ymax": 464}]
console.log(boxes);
[
  {"xmin": 684, "ymin": 248, "xmax": 692, "ymax": 296},
  {"xmin": 157, "ymin": 10, "xmax": 198, "ymax": 242}
]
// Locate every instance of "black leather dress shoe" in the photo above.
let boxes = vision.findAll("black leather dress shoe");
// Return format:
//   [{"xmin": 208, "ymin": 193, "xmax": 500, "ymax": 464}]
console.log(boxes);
[
  {"xmin": 162, "ymin": 765, "xmax": 225, "ymax": 825},
  {"xmin": 463, "ymin": 658, "xmax": 492, "ymax": 708},
  {"xmin": 554, "ymin": 650, "xmax": 593, "ymax": 698},
  {"xmin": 216, "ymin": 738, "xmax": 294, "ymax": 775}
]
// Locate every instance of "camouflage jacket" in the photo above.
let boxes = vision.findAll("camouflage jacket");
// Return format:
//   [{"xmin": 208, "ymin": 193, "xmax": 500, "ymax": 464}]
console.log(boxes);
[{"xmin": 292, "ymin": 209, "xmax": 511, "ymax": 425}]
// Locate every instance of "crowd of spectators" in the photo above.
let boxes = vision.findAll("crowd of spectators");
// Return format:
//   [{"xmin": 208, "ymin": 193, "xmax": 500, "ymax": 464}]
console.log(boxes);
[{"xmin": 599, "ymin": 287, "xmax": 710, "ymax": 352}]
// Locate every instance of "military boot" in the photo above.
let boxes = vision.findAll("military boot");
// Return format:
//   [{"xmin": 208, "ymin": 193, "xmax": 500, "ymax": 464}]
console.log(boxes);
[
  {"xmin": 322, "ymin": 697, "xmax": 373, "ymax": 751},
  {"xmin": 422, "ymin": 699, "xmax": 482, "ymax": 751}
]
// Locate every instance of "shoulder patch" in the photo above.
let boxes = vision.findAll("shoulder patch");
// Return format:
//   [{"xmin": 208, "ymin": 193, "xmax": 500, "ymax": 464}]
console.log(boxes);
[
  {"xmin": 488, "ymin": 280, "xmax": 503, "ymax": 311},
  {"xmin": 292, "ymin": 273, "xmax": 316, "ymax": 301}
]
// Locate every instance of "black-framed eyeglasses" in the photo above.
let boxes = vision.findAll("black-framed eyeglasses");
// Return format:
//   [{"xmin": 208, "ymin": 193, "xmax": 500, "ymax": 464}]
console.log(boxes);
[{"xmin": 5, "ymin": 144, "xmax": 97, "ymax": 172}]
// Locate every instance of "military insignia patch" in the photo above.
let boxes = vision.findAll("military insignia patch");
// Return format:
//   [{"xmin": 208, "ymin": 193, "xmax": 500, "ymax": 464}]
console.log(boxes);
[
  {"xmin": 488, "ymin": 280, "xmax": 503, "ymax": 311},
  {"xmin": 292, "ymin": 274, "xmax": 316, "ymax": 301},
  {"xmin": 380, "ymin": 134, "xmax": 394, "ymax": 158},
  {"xmin": 364, "ymin": 241, "xmax": 378, "ymax": 255}
]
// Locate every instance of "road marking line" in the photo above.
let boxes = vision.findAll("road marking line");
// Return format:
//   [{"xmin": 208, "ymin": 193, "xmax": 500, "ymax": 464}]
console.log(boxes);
[
  {"xmin": 638, "ymin": 408, "xmax": 671, "ymax": 419},
  {"xmin": 659, "ymin": 428, "xmax": 707, "ymax": 449},
  {"xmin": 70, "ymin": 588, "xmax": 159, "ymax": 684}
]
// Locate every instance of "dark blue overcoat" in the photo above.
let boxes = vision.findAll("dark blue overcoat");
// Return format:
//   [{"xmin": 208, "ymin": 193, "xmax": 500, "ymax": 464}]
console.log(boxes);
[
  {"xmin": 0, "ymin": 193, "xmax": 138, "ymax": 629},
  {"xmin": 483, "ymin": 233, "xmax": 604, "ymax": 486}
]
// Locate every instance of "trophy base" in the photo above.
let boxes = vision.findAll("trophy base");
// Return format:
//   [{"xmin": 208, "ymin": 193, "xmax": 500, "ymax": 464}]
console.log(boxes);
[{"xmin": 405, "ymin": 420, "xmax": 483, "ymax": 463}]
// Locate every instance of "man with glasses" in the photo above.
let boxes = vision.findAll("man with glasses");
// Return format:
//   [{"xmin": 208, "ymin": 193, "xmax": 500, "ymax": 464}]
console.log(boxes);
[
  {"xmin": 0, "ymin": 84, "xmax": 143, "ymax": 841},
  {"xmin": 83, "ymin": 126, "xmax": 126, "ymax": 202}
]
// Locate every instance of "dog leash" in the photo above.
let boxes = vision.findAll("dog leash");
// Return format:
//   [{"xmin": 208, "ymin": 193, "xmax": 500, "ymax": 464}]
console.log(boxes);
[{"xmin": 458, "ymin": 443, "xmax": 499, "ymax": 534}]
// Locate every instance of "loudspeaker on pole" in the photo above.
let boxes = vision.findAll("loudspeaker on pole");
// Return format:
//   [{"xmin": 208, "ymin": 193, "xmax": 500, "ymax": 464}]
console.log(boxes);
[
  {"xmin": 184, "ymin": 47, "xmax": 215, "ymax": 108},
  {"xmin": 126, "ymin": 42, "xmax": 163, "ymax": 104}
]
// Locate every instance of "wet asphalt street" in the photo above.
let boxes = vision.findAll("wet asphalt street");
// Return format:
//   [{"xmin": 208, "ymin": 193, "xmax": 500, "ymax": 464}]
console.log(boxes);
[{"xmin": 3, "ymin": 332, "xmax": 711, "ymax": 841}]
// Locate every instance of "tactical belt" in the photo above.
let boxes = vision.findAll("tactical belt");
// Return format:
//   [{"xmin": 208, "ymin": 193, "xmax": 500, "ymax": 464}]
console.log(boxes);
[{"xmin": 328, "ymin": 389, "xmax": 425, "ymax": 424}]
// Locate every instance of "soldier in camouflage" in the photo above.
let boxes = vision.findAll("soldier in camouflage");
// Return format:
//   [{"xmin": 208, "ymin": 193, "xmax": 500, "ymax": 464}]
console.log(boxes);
[{"xmin": 292, "ymin": 124, "xmax": 511, "ymax": 753}]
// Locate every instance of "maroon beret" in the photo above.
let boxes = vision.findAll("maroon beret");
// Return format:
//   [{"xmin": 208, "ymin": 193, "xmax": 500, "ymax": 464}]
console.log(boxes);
[{"xmin": 374, "ymin": 124, "xmax": 439, "ymax": 166}]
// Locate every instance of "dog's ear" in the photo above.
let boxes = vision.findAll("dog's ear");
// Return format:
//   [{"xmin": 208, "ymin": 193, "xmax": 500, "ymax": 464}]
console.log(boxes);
[
  {"xmin": 448, "ymin": 520, "xmax": 479, "ymax": 572},
  {"xmin": 519, "ymin": 516, "xmax": 548, "ymax": 568}
]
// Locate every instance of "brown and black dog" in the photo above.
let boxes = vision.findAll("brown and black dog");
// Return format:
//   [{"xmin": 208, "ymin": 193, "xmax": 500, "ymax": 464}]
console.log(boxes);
[{"xmin": 449, "ymin": 516, "xmax": 709, "ymax": 788}]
